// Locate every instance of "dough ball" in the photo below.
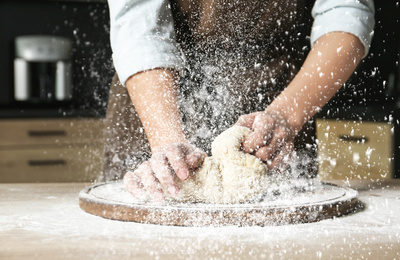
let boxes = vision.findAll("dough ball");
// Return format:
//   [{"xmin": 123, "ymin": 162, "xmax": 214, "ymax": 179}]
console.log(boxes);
[
  {"xmin": 174, "ymin": 157, "xmax": 223, "ymax": 203},
  {"xmin": 169, "ymin": 126, "xmax": 269, "ymax": 204},
  {"xmin": 213, "ymin": 126, "xmax": 269, "ymax": 203}
]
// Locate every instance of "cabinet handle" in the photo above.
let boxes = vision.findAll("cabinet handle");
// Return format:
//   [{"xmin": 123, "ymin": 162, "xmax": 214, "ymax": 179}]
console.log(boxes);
[
  {"xmin": 28, "ymin": 160, "xmax": 66, "ymax": 166},
  {"xmin": 28, "ymin": 130, "xmax": 66, "ymax": 137},
  {"xmin": 338, "ymin": 135, "xmax": 369, "ymax": 143}
]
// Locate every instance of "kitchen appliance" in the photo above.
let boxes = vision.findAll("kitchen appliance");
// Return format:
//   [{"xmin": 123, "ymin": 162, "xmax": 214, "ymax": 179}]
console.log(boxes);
[{"xmin": 14, "ymin": 35, "xmax": 72, "ymax": 103}]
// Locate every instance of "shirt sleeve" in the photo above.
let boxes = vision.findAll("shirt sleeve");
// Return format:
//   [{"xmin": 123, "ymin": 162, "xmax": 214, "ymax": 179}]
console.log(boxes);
[
  {"xmin": 108, "ymin": 0, "xmax": 184, "ymax": 86},
  {"xmin": 311, "ymin": 0, "xmax": 375, "ymax": 58}
]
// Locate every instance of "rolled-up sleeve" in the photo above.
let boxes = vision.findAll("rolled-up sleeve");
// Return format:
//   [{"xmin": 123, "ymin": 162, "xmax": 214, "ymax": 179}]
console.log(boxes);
[
  {"xmin": 108, "ymin": 0, "xmax": 184, "ymax": 85},
  {"xmin": 311, "ymin": 0, "xmax": 375, "ymax": 58}
]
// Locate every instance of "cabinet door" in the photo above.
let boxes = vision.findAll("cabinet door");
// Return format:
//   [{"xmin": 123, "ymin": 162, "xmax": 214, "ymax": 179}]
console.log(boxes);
[
  {"xmin": 0, "ymin": 145, "xmax": 103, "ymax": 182},
  {"xmin": 0, "ymin": 119, "xmax": 104, "ymax": 147},
  {"xmin": 316, "ymin": 119, "xmax": 393, "ymax": 180}
]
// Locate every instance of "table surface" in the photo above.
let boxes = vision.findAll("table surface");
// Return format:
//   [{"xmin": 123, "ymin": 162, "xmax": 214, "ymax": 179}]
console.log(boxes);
[{"xmin": 1, "ymin": 180, "xmax": 400, "ymax": 260}]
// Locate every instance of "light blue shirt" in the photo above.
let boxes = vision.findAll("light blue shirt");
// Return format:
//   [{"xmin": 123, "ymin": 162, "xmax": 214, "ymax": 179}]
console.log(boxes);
[{"xmin": 109, "ymin": 0, "xmax": 375, "ymax": 85}]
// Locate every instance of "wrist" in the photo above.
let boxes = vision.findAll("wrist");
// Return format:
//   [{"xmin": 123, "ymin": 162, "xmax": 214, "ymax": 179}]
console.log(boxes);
[
  {"xmin": 147, "ymin": 130, "xmax": 188, "ymax": 152},
  {"xmin": 264, "ymin": 104, "xmax": 304, "ymax": 135}
]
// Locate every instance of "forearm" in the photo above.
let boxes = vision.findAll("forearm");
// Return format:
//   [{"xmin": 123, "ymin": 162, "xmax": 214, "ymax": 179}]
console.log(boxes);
[
  {"xmin": 267, "ymin": 32, "xmax": 364, "ymax": 133},
  {"xmin": 126, "ymin": 69, "xmax": 187, "ymax": 151}
]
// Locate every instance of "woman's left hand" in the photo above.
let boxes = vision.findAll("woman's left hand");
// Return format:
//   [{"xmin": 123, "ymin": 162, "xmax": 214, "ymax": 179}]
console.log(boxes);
[{"xmin": 235, "ymin": 110, "xmax": 296, "ymax": 172}]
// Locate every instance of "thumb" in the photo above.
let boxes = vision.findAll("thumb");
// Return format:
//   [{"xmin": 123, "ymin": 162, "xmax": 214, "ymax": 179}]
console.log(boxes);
[{"xmin": 185, "ymin": 148, "xmax": 207, "ymax": 169}]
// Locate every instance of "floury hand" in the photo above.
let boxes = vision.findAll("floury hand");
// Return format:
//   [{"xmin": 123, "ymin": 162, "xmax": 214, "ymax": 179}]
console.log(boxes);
[
  {"xmin": 235, "ymin": 110, "xmax": 295, "ymax": 173},
  {"xmin": 124, "ymin": 143, "xmax": 206, "ymax": 201}
]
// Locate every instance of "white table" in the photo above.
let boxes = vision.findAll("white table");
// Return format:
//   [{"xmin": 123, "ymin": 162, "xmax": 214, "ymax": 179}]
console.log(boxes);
[{"xmin": 1, "ymin": 180, "xmax": 399, "ymax": 259}]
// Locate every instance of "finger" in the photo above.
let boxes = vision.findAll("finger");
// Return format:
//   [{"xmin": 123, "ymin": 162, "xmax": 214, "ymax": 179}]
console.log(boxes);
[
  {"xmin": 150, "ymin": 152, "xmax": 180, "ymax": 196},
  {"xmin": 165, "ymin": 143, "xmax": 190, "ymax": 180},
  {"xmin": 135, "ymin": 161, "xmax": 165, "ymax": 201},
  {"xmin": 263, "ymin": 125, "xmax": 288, "ymax": 157},
  {"xmin": 235, "ymin": 113, "xmax": 257, "ymax": 128},
  {"xmin": 186, "ymin": 147, "xmax": 207, "ymax": 169},
  {"xmin": 268, "ymin": 142, "xmax": 294, "ymax": 172},
  {"xmin": 124, "ymin": 171, "xmax": 143, "ymax": 198},
  {"xmin": 242, "ymin": 115, "xmax": 275, "ymax": 153},
  {"xmin": 254, "ymin": 145, "xmax": 274, "ymax": 162}
]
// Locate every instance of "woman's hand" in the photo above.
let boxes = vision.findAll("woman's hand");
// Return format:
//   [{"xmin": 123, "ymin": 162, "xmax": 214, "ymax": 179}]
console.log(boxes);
[
  {"xmin": 235, "ymin": 110, "xmax": 296, "ymax": 172},
  {"xmin": 235, "ymin": 33, "xmax": 365, "ymax": 172},
  {"xmin": 125, "ymin": 69, "xmax": 206, "ymax": 201},
  {"xmin": 124, "ymin": 143, "xmax": 206, "ymax": 201}
]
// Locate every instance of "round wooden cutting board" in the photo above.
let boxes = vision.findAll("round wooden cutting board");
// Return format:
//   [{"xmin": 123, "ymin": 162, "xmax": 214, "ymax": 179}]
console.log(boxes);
[{"xmin": 79, "ymin": 179, "xmax": 360, "ymax": 226}]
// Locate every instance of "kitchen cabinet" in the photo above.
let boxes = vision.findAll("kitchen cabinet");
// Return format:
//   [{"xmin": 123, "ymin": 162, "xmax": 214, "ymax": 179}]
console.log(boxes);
[
  {"xmin": 316, "ymin": 119, "xmax": 394, "ymax": 181},
  {"xmin": 0, "ymin": 118, "xmax": 104, "ymax": 182}
]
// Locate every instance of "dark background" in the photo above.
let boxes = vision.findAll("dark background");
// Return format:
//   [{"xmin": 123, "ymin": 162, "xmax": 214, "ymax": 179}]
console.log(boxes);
[{"xmin": 0, "ymin": 1, "xmax": 399, "ymax": 119}]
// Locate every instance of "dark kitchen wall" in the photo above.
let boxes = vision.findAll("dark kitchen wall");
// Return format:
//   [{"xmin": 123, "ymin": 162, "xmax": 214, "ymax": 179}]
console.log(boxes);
[{"xmin": 0, "ymin": 0, "xmax": 113, "ymax": 118}]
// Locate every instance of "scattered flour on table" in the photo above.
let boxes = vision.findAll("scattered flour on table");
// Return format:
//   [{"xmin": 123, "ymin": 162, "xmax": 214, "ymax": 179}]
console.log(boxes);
[{"xmin": 1, "ymin": 183, "xmax": 400, "ymax": 259}]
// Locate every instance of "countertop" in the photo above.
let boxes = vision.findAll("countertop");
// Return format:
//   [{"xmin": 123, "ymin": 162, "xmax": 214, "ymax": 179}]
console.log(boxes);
[{"xmin": 1, "ymin": 180, "xmax": 400, "ymax": 259}]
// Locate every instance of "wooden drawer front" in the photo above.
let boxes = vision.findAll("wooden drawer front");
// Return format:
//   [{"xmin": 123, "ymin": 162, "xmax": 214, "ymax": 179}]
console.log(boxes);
[
  {"xmin": 0, "ymin": 145, "xmax": 103, "ymax": 182},
  {"xmin": 0, "ymin": 119, "xmax": 104, "ymax": 147},
  {"xmin": 316, "ymin": 119, "xmax": 393, "ymax": 180}
]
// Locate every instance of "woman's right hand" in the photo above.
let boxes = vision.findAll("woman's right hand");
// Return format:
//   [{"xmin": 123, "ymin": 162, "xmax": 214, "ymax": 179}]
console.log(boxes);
[
  {"xmin": 235, "ymin": 110, "xmax": 296, "ymax": 173},
  {"xmin": 124, "ymin": 143, "xmax": 207, "ymax": 201}
]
